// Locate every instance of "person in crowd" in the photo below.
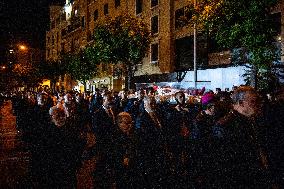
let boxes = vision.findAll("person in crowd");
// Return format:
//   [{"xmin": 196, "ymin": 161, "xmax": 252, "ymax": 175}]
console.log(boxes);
[
  {"xmin": 92, "ymin": 91, "xmax": 116, "ymax": 138},
  {"xmin": 89, "ymin": 88, "xmax": 103, "ymax": 114},
  {"xmin": 109, "ymin": 112, "xmax": 145, "ymax": 188},
  {"xmin": 47, "ymin": 105, "xmax": 85, "ymax": 188},
  {"xmin": 165, "ymin": 91, "xmax": 199, "ymax": 187},
  {"xmin": 123, "ymin": 89, "xmax": 138, "ymax": 117},
  {"xmin": 27, "ymin": 92, "xmax": 55, "ymax": 187},
  {"xmin": 116, "ymin": 89, "xmax": 127, "ymax": 111},
  {"xmin": 211, "ymin": 86, "xmax": 272, "ymax": 188},
  {"xmin": 136, "ymin": 95, "xmax": 167, "ymax": 188}
]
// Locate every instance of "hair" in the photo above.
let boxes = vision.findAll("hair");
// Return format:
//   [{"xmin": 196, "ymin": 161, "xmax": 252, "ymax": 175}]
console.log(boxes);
[
  {"xmin": 117, "ymin": 112, "xmax": 132, "ymax": 123},
  {"xmin": 231, "ymin": 86, "xmax": 258, "ymax": 104},
  {"xmin": 175, "ymin": 91, "xmax": 185, "ymax": 104}
]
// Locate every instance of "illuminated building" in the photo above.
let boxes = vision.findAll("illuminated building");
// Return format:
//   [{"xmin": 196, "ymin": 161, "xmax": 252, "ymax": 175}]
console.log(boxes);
[{"xmin": 46, "ymin": 0, "xmax": 284, "ymax": 92}]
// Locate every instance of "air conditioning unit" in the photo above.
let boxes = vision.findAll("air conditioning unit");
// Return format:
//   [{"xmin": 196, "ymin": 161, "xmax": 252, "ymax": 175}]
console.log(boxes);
[{"xmin": 150, "ymin": 60, "xmax": 158, "ymax": 65}]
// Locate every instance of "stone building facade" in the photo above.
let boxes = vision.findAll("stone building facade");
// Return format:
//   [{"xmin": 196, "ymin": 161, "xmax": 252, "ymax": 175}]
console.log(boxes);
[{"xmin": 46, "ymin": 0, "xmax": 284, "ymax": 91}]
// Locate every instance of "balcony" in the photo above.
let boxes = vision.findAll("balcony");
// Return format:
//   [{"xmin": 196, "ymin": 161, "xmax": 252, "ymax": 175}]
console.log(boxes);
[{"xmin": 61, "ymin": 16, "xmax": 82, "ymax": 37}]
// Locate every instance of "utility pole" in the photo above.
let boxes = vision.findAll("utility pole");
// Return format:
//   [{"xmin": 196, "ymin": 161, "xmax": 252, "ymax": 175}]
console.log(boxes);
[{"xmin": 193, "ymin": 0, "xmax": 197, "ymax": 89}]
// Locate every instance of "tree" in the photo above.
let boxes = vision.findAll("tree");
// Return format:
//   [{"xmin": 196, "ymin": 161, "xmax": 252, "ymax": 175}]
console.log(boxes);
[
  {"xmin": 194, "ymin": 0, "xmax": 280, "ymax": 91},
  {"xmin": 37, "ymin": 59, "xmax": 67, "ymax": 92},
  {"xmin": 92, "ymin": 14, "xmax": 151, "ymax": 90},
  {"xmin": 65, "ymin": 49, "xmax": 98, "ymax": 90},
  {"xmin": 12, "ymin": 60, "xmax": 42, "ymax": 89}
]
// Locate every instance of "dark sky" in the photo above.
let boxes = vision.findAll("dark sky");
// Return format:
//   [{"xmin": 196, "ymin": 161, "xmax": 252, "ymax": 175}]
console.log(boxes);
[{"xmin": 0, "ymin": 0, "xmax": 63, "ymax": 60}]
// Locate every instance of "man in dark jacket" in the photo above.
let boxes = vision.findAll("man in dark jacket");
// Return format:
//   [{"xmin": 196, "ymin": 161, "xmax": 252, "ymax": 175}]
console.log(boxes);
[{"xmin": 211, "ymin": 86, "xmax": 272, "ymax": 188}]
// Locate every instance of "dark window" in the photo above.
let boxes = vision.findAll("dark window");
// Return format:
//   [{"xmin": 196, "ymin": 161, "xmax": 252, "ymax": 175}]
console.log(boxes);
[
  {"xmin": 175, "ymin": 6, "xmax": 193, "ymax": 29},
  {"xmin": 81, "ymin": 16, "xmax": 85, "ymax": 28},
  {"xmin": 104, "ymin": 4, "xmax": 109, "ymax": 15},
  {"xmin": 52, "ymin": 36, "xmax": 54, "ymax": 45},
  {"xmin": 56, "ymin": 17, "xmax": 60, "ymax": 26},
  {"xmin": 151, "ymin": 0, "xmax": 158, "ymax": 7},
  {"xmin": 269, "ymin": 12, "xmax": 281, "ymax": 36},
  {"xmin": 115, "ymin": 0, "xmax": 120, "ymax": 8},
  {"xmin": 94, "ymin": 9, "xmax": 99, "ymax": 21},
  {"xmin": 102, "ymin": 63, "xmax": 107, "ymax": 72},
  {"xmin": 175, "ymin": 8, "xmax": 184, "ymax": 29},
  {"xmin": 175, "ymin": 34, "xmax": 208, "ymax": 71},
  {"xmin": 151, "ymin": 15, "xmax": 158, "ymax": 34},
  {"xmin": 136, "ymin": 0, "xmax": 142, "ymax": 15},
  {"xmin": 61, "ymin": 13, "xmax": 66, "ymax": 21},
  {"xmin": 51, "ymin": 21, "xmax": 55, "ymax": 29},
  {"xmin": 151, "ymin": 43, "xmax": 158, "ymax": 62}
]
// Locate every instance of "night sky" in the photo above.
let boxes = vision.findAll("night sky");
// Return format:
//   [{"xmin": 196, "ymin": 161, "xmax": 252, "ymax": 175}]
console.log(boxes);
[{"xmin": 0, "ymin": 0, "xmax": 63, "ymax": 61}]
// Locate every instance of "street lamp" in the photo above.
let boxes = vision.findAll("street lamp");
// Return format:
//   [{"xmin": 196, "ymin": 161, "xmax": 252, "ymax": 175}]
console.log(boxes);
[
  {"xmin": 193, "ymin": 0, "xmax": 197, "ymax": 89},
  {"xmin": 19, "ymin": 45, "xmax": 27, "ymax": 51}
]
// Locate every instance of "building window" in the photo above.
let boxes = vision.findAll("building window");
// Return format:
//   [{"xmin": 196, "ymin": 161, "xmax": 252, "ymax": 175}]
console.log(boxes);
[
  {"xmin": 61, "ymin": 12, "xmax": 66, "ymax": 21},
  {"xmin": 81, "ymin": 16, "xmax": 85, "ymax": 28},
  {"xmin": 136, "ymin": 0, "xmax": 142, "ymax": 15},
  {"xmin": 151, "ymin": 0, "xmax": 158, "ymax": 7},
  {"xmin": 56, "ymin": 17, "xmax": 60, "ymax": 26},
  {"xmin": 175, "ymin": 6, "xmax": 193, "ymax": 29},
  {"xmin": 115, "ymin": 0, "xmax": 120, "ymax": 8},
  {"xmin": 151, "ymin": 43, "xmax": 158, "ymax": 63},
  {"xmin": 104, "ymin": 3, "xmax": 109, "ymax": 15},
  {"xmin": 94, "ymin": 9, "xmax": 99, "ymax": 21},
  {"xmin": 151, "ymin": 15, "xmax": 158, "ymax": 34},
  {"xmin": 52, "ymin": 36, "xmax": 55, "ymax": 46},
  {"xmin": 51, "ymin": 21, "xmax": 55, "ymax": 29}
]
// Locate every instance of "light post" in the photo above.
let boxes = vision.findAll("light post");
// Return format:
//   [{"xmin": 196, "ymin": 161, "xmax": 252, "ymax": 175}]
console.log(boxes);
[{"xmin": 193, "ymin": 0, "xmax": 197, "ymax": 89}]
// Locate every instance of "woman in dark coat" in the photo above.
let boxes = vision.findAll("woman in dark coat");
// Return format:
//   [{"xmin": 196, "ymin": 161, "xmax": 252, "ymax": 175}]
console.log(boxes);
[{"xmin": 110, "ymin": 112, "xmax": 145, "ymax": 189}]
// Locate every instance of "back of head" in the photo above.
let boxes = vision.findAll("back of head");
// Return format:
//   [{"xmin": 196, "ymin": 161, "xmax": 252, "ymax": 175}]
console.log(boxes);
[{"xmin": 231, "ymin": 86, "xmax": 258, "ymax": 104}]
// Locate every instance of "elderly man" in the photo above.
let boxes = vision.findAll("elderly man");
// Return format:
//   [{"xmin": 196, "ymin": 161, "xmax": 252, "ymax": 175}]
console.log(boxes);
[{"xmin": 209, "ymin": 86, "xmax": 273, "ymax": 188}]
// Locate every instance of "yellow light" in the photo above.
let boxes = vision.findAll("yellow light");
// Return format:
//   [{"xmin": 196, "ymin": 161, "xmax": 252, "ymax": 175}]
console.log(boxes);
[{"xmin": 19, "ymin": 45, "xmax": 27, "ymax": 51}]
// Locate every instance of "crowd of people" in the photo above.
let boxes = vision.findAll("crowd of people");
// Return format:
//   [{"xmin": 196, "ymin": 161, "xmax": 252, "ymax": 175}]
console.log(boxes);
[{"xmin": 0, "ymin": 85, "xmax": 283, "ymax": 188}]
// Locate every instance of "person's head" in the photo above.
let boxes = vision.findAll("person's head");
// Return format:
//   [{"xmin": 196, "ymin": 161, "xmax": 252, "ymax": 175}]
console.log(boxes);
[
  {"xmin": 37, "ymin": 92, "xmax": 48, "ymax": 106},
  {"xmin": 137, "ymin": 89, "xmax": 146, "ymax": 100},
  {"xmin": 103, "ymin": 92, "xmax": 114, "ymax": 109},
  {"xmin": 175, "ymin": 91, "xmax": 185, "ymax": 105},
  {"xmin": 75, "ymin": 93, "xmax": 83, "ymax": 103},
  {"xmin": 64, "ymin": 92, "xmax": 73, "ymax": 105},
  {"xmin": 147, "ymin": 87, "xmax": 155, "ymax": 97},
  {"xmin": 49, "ymin": 107, "xmax": 66, "ymax": 127},
  {"xmin": 201, "ymin": 92, "xmax": 216, "ymax": 115},
  {"xmin": 117, "ymin": 112, "xmax": 133, "ymax": 134},
  {"xmin": 216, "ymin": 88, "xmax": 221, "ymax": 93},
  {"xmin": 231, "ymin": 86, "xmax": 262, "ymax": 117},
  {"xmin": 143, "ymin": 96, "xmax": 157, "ymax": 113}
]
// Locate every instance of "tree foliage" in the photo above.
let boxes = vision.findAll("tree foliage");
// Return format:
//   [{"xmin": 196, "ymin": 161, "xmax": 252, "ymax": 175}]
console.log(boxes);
[
  {"xmin": 64, "ymin": 50, "xmax": 98, "ymax": 85},
  {"xmin": 91, "ymin": 14, "xmax": 151, "ymax": 89},
  {"xmin": 194, "ymin": 0, "xmax": 281, "ymax": 91},
  {"xmin": 93, "ymin": 14, "xmax": 151, "ymax": 65}
]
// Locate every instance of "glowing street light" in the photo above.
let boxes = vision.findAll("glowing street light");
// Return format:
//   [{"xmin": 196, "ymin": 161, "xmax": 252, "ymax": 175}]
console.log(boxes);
[{"xmin": 19, "ymin": 45, "xmax": 27, "ymax": 51}]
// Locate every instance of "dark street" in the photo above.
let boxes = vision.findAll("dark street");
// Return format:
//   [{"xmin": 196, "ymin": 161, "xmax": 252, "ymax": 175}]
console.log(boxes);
[{"xmin": 0, "ymin": 100, "xmax": 95, "ymax": 188}]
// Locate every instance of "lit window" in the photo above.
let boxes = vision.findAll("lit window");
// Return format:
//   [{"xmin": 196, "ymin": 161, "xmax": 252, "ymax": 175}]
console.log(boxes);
[
  {"xmin": 151, "ymin": 15, "xmax": 158, "ymax": 34},
  {"xmin": 151, "ymin": 43, "xmax": 158, "ymax": 63}
]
